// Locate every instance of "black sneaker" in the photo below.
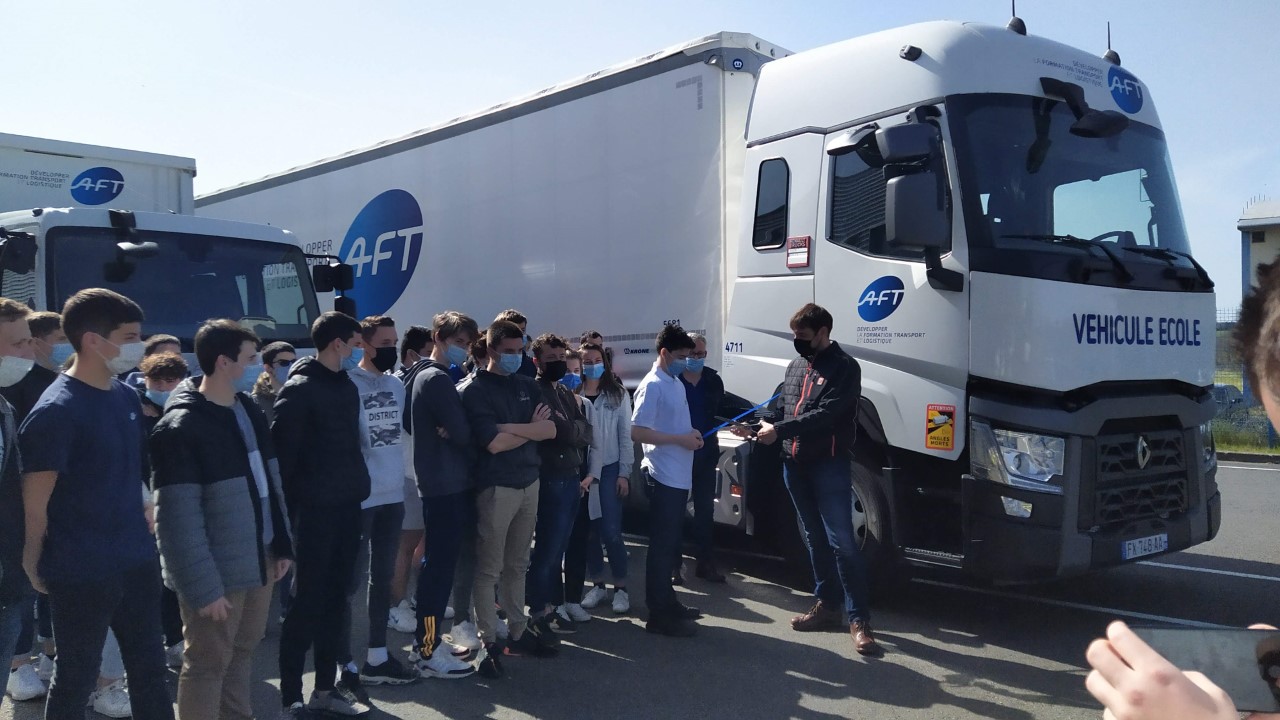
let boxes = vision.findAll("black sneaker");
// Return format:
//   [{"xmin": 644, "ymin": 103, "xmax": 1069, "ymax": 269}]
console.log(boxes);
[
  {"xmin": 511, "ymin": 624, "xmax": 559, "ymax": 657},
  {"xmin": 646, "ymin": 614, "xmax": 698, "ymax": 638},
  {"xmin": 477, "ymin": 643, "xmax": 504, "ymax": 679},
  {"xmin": 675, "ymin": 603, "xmax": 703, "ymax": 620},
  {"xmin": 535, "ymin": 616, "xmax": 563, "ymax": 646},
  {"xmin": 335, "ymin": 670, "xmax": 372, "ymax": 706},
  {"xmin": 548, "ymin": 613, "xmax": 578, "ymax": 635},
  {"xmin": 359, "ymin": 656, "xmax": 418, "ymax": 686}
]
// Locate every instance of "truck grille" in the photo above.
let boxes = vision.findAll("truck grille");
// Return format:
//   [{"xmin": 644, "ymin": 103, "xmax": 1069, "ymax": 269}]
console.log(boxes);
[{"xmin": 1090, "ymin": 429, "xmax": 1188, "ymax": 528}]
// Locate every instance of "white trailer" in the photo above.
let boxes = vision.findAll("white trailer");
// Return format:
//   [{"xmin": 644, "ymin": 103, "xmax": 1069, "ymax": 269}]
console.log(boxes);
[
  {"xmin": 198, "ymin": 21, "xmax": 1220, "ymax": 582},
  {"xmin": 0, "ymin": 133, "xmax": 330, "ymax": 349}
]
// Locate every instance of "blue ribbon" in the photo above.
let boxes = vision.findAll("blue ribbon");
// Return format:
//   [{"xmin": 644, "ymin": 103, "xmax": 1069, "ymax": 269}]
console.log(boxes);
[{"xmin": 703, "ymin": 393, "xmax": 781, "ymax": 438}]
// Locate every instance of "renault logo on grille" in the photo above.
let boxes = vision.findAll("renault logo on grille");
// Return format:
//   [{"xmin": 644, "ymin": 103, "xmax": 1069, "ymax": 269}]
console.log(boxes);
[{"xmin": 1136, "ymin": 436, "xmax": 1152, "ymax": 469}]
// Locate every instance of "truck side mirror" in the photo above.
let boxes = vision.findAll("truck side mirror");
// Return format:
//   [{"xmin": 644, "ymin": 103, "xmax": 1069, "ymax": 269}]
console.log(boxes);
[
  {"xmin": 0, "ymin": 233, "xmax": 37, "ymax": 275},
  {"xmin": 875, "ymin": 123, "xmax": 939, "ymax": 163},
  {"xmin": 334, "ymin": 295, "xmax": 357, "ymax": 318},
  {"xmin": 311, "ymin": 262, "xmax": 354, "ymax": 293},
  {"xmin": 331, "ymin": 262, "xmax": 354, "ymax": 291},
  {"xmin": 885, "ymin": 173, "xmax": 949, "ymax": 251},
  {"xmin": 311, "ymin": 264, "xmax": 334, "ymax": 293}
]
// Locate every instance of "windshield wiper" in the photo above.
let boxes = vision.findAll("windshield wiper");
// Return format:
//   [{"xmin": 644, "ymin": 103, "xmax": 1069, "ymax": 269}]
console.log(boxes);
[
  {"xmin": 1118, "ymin": 245, "xmax": 1215, "ymax": 289},
  {"xmin": 1001, "ymin": 233, "xmax": 1133, "ymax": 281}
]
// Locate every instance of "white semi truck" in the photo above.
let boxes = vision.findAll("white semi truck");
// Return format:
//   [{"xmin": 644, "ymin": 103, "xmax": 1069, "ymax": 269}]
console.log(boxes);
[
  {"xmin": 198, "ymin": 20, "xmax": 1219, "ymax": 582},
  {"xmin": 0, "ymin": 133, "xmax": 342, "ymax": 350}
]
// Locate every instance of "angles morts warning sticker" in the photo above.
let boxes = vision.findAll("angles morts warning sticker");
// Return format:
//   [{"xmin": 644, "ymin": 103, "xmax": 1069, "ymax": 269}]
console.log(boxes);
[{"xmin": 926, "ymin": 404, "xmax": 955, "ymax": 451}]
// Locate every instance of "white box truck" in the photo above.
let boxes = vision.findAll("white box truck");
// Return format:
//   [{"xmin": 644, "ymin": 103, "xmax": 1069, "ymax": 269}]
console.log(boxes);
[
  {"xmin": 198, "ymin": 20, "xmax": 1220, "ymax": 582},
  {"xmin": 0, "ymin": 133, "xmax": 338, "ymax": 350}
]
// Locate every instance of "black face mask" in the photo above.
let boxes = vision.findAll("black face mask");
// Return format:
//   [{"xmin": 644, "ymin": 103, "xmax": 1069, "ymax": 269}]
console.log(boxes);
[
  {"xmin": 540, "ymin": 360, "xmax": 568, "ymax": 382},
  {"xmin": 793, "ymin": 337, "xmax": 817, "ymax": 359},
  {"xmin": 372, "ymin": 346, "xmax": 398, "ymax": 373}
]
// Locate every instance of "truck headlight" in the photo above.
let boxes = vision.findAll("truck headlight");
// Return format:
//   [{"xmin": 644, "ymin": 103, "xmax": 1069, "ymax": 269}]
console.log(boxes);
[
  {"xmin": 1200, "ymin": 421, "xmax": 1216, "ymax": 470},
  {"xmin": 970, "ymin": 420, "xmax": 1065, "ymax": 494}
]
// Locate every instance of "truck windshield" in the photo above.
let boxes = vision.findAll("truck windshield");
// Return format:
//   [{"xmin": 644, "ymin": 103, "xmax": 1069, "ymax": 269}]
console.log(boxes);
[
  {"xmin": 46, "ymin": 227, "xmax": 320, "ymax": 347},
  {"xmin": 947, "ymin": 93, "xmax": 1206, "ymax": 292}
]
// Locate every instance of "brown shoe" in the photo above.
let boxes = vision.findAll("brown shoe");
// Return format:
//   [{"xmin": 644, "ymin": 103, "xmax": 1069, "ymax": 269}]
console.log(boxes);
[
  {"xmin": 851, "ymin": 620, "xmax": 883, "ymax": 656},
  {"xmin": 790, "ymin": 601, "xmax": 842, "ymax": 632}
]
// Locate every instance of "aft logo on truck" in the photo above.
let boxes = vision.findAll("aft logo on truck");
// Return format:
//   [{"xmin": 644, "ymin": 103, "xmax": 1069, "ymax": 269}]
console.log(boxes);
[
  {"xmin": 1108, "ymin": 66, "xmax": 1143, "ymax": 113},
  {"xmin": 69, "ymin": 166, "xmax": 125, "ymax": 205},
  {"xmin": 857, "ymin": 276, "xmax": 906, "ymax": 322},
  {"xmin": 340, "ymin": 189, "xmax": 424, "ymax": 317}
]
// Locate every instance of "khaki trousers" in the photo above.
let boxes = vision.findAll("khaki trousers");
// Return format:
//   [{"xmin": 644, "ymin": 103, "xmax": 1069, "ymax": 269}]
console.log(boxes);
[
  {"xmin": 177, "ymin": 583, "xmax": 273, "ymax": 720},
  {"xmin": 471, "ymin": 482, "xmax": 540, "ymax": 644}
]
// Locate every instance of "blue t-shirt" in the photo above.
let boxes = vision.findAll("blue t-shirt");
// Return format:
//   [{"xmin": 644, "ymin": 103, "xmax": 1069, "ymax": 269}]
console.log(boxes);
[{"xmin": 18, "ymin": 374, "xmax": 155, "ymax": 584}]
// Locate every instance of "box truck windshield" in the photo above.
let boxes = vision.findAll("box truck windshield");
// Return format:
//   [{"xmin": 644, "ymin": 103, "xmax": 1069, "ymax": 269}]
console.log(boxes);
[
  {"xmin": 948, "ymin": 93, "xmax": 1200, "ymax": 291},
  {"xmin": 45, "ymin": 227, "xmax": 320, "ymax": 345}
]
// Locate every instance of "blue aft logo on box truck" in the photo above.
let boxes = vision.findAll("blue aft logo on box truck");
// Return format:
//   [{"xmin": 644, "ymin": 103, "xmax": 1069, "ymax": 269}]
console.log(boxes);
[
  {"xmin": 1108, "ymin": 66, "xmax": 1143, "ymax": 113},
  {"xmin": 857, "ymin": 276, "xmax": 906, "ymax": 322},
  {"xmin": 340, "ymin": 189, "xmax": 424, "ymax": 316},
  {"xmin": 69, "ymin": 167, "xmax": 125, "ymax": 205}
]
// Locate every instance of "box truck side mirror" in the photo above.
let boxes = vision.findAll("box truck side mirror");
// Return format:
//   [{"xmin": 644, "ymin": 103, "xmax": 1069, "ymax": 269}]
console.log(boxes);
[
  {"xmin": 311, "ymin": 261, "xmax": 355, "ymax": 293},
  {"xmin": 885, "ymin": 173, "xmax": 948, "ymax": 251},
  {"xmin": 875, "ymin": 124, "xmax": 939, "ymax": 163},
  {"xmin": 0, "ymin": 232, "xmax": 37, "ymax": 275}
]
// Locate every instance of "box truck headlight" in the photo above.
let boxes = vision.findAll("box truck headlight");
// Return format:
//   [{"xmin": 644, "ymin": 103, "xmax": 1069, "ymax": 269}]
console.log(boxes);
[
  {"xmin": 970, "ymin": 420, "xmax": 1065, "ymax": 494},
  {"xmin": 1200, "ymin": 421, "xmax": 1216, "ymax": 470}
]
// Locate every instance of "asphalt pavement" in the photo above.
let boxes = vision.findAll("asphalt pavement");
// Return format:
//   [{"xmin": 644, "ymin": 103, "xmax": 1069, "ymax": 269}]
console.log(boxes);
[{"xmin": 3, "ymin": 461, "xmax": 1275, "ymax": 720}]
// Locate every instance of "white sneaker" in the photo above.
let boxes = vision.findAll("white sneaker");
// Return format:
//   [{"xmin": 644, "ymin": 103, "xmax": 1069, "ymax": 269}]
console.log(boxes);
[
  {"xmin": 36, "ymin": 654, "xmax": 55, "ymax": 683},
  {"xmin": 581, "ymin": 585, "xmax": 609, "ymax": 609},
  {"xmin": 6, "ymin": 663, "xmax": 47, "ymax": 702},
  {"xmin": 443, "ymin": 620, "xmax": 481, "ymax": 651},
  {"xmin": 444, "ymin": 606, "xmax": 455, "ymax": 620},
  {"xmin": 165, "ymin": 641, "xmax": 184, "ymax": 668},
  {"xmin": 559, "ymin": 603, "xmax": 591, "ymax": 623},
  {"xmin": 612, "ymin": 588, "xmax": 631, "ymax": 614},
  {"xmin": 89, "ymin": 679, "xmax": 132, "ymax": 718},
  {"xmin": 415, "ymin": 644, "xmax": 475, "ymax": 679},
  {"xmin": 387, "ymin": 600, "xmax": 416, "ymax": 633}
]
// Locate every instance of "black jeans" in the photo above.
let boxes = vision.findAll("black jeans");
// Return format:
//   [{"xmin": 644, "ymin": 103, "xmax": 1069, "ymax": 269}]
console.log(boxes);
[
  {"xmin": 45, "ymin": 557, "xmax": 173, "ymax": 720},
  {"xmin": 415, "ymin": 491, "xmax": 471, "ymax": 656},
  {"xmin": 645, "ymin": 479, "xmax": 688, "ymax": 619},
  {"xmin": 677, "ymin": 449, "xmax": 718, "ymax": 567},
  {"xmin": 161, "ymin": 587, "xmax": 183, "ymax": 647},
  {"xmin": 338, "ymin": 502, "xmax": 406, "ymax": 664},
  {"xmin": 279, "ymin": 503, "xmax": 361, "ymax": 705}
]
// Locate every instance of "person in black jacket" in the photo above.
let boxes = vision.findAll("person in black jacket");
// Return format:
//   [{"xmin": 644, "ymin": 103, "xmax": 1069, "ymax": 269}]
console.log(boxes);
[
  {"xmin": 405, "ymin": 311, "xmax": 478, "ymax": 680},
  {"xmin": 272, "ymin": 311, "xmax": 373, "ymax": 718},
  {"xmin": 494, "ymin": 309, "xmax": 537, "ymax": 379},
  {"xmin": 0, "ymin": 297, "xmax": 38, "ymax": 710},
  {"xmin": 677, "ymin": 333, "xmax": 727, "ymax": 584},
  {"xmin": 150, "ymin": 319, "xmax": 293, "ymax": 720},
  {"xmin": 735, "ymin": 303, "xmax": 881, "ymax": 657}
]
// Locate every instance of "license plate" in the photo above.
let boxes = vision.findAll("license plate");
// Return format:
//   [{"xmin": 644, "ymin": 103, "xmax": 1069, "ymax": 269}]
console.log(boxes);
[{"xmin": 1122, "ymin": 533, "xmax": 1168, "ymax": 560}]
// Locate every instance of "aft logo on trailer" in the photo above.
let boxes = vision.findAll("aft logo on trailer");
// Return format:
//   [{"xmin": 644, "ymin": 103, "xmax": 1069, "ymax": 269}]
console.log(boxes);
[
  {"xmin": 339, "ymin": 189, "xmax": 424, "ymax": 316},
  {"xmin": 1108, "ymin": 66, "xmax": 1143, "ymax": 113},
  {"xmin": 69, "ymin": 167, "xmax": 125, "ymax": 205},
  {"xmin": 857, "ymin": 276, "xmax": 905, "ymax": 322}
]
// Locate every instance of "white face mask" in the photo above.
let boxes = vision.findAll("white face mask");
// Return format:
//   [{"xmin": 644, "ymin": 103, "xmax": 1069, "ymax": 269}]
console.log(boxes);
[
  {"xmin": 99, "ymin": 339, "xmax": 145, "ymax": 375},
  {"xmin": 0, "ymin": 356, "xmax": 33, "ymax": 388}
]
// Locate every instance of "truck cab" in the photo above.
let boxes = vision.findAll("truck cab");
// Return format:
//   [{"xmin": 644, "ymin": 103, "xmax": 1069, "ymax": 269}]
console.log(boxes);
[{"xmin": 727, "ymin": 21, "xmax": 1219, "ymax": 581}]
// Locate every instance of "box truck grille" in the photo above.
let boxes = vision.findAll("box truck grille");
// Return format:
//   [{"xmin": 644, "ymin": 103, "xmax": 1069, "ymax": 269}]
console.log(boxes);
[{"xmin": 1089, "ymin": 429, "xmax": 1188, "ymax": 528}]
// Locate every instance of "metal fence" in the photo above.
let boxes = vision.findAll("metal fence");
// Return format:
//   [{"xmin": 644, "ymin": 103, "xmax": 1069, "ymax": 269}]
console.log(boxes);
[{"xmin": 1213, "ymin": 307, "xmax": 1277, "ymax": 451}]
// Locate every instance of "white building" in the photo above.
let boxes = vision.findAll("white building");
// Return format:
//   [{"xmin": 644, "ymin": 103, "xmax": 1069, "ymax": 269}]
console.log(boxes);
[{"xmin": 1240, "ymin": 199, "xmax": 1280, "ymax": 294}]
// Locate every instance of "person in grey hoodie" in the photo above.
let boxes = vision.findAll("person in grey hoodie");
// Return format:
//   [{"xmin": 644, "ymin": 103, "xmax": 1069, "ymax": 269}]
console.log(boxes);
[
  {"xmin": 150, "ymin": 319, "xmax": 293, "ymax": 720},
  {"xmin": 339, "ymin": 316, "xmax": 417, "ymax": 689}
]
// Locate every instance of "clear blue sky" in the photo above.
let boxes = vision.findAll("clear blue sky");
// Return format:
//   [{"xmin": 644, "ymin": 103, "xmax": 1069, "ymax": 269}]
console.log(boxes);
[{"xmin": 8, "ymin": 0, "xmax": 1276, "ymax": 308}]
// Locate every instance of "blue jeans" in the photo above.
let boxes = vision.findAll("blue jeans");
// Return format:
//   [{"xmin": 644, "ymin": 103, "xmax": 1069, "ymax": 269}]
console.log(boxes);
[
  {"xmin": 645, "ymin": 479, "xmax": 688, "ymax": 618},
  {"xmin": 526, "ymin": 473, "xmax": 582, "ymax": 614},
  {"xmin": 783, "ymin": 457, "xmax": 872, "ymax": 623},
  {"xmin": 586, "ymin": 462, "xmax": 628, "ymax": 583},
  {"xmin": 415, "ymin": 491, "xmax": 471, "ymax": 656},
  {"xmin": 677, "ymin": 449, "xmax": 718, "ymax": 566},
  {"xmin": 0, "ymin": 587, "xmax": 34, "ymax": 713}
]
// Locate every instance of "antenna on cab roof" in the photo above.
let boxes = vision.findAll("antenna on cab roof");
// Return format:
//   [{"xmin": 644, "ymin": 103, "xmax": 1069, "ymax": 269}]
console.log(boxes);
[
  {"xmin": 1007, "ymin": 0, "xmax": 1027, "ymax": 35},
  {"xmin": 1103, "ymin": 21, "xmax": 1122, "ymax": 65}
]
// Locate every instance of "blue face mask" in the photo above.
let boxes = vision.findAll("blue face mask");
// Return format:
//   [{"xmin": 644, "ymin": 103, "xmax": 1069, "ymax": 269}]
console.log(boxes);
[
  {"xmin": 686, "ymin": 358, "xmax": 706, "ymax": 374},
  {"xmin": 446, "ymin": 344, "xmax": 468, "ymax": 368},
  {"xmin": 498, "ymin": 353, "xmax": 523, "ymax": 375},
  {"xmin": 49, "ymin": 342, "xmax": 74, "ymax": 368},
  {"xmin": 274, "ymin": 365, "xmax": 290, "ymax": 385},
  {"xmin": 560, "ymin": 373, "xmax": 582, "ymax": 391},
  {"xmin": 582, "ymin": 363, "xmax": 605, "ymax": 380},
  {"xmin": 236, "ymin": 363, "xmax": 263, "ymax": 393},
  {"xmin": 666, "ymin": 357, "xmax": 688, "ymax": 376},
  {"xmin": 145, "ymin": 388, "xmax": 170, "ymax": 407},
  {"xmin": 341, "ymin": 345, "xmax": 364, "ymax": 372}
]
